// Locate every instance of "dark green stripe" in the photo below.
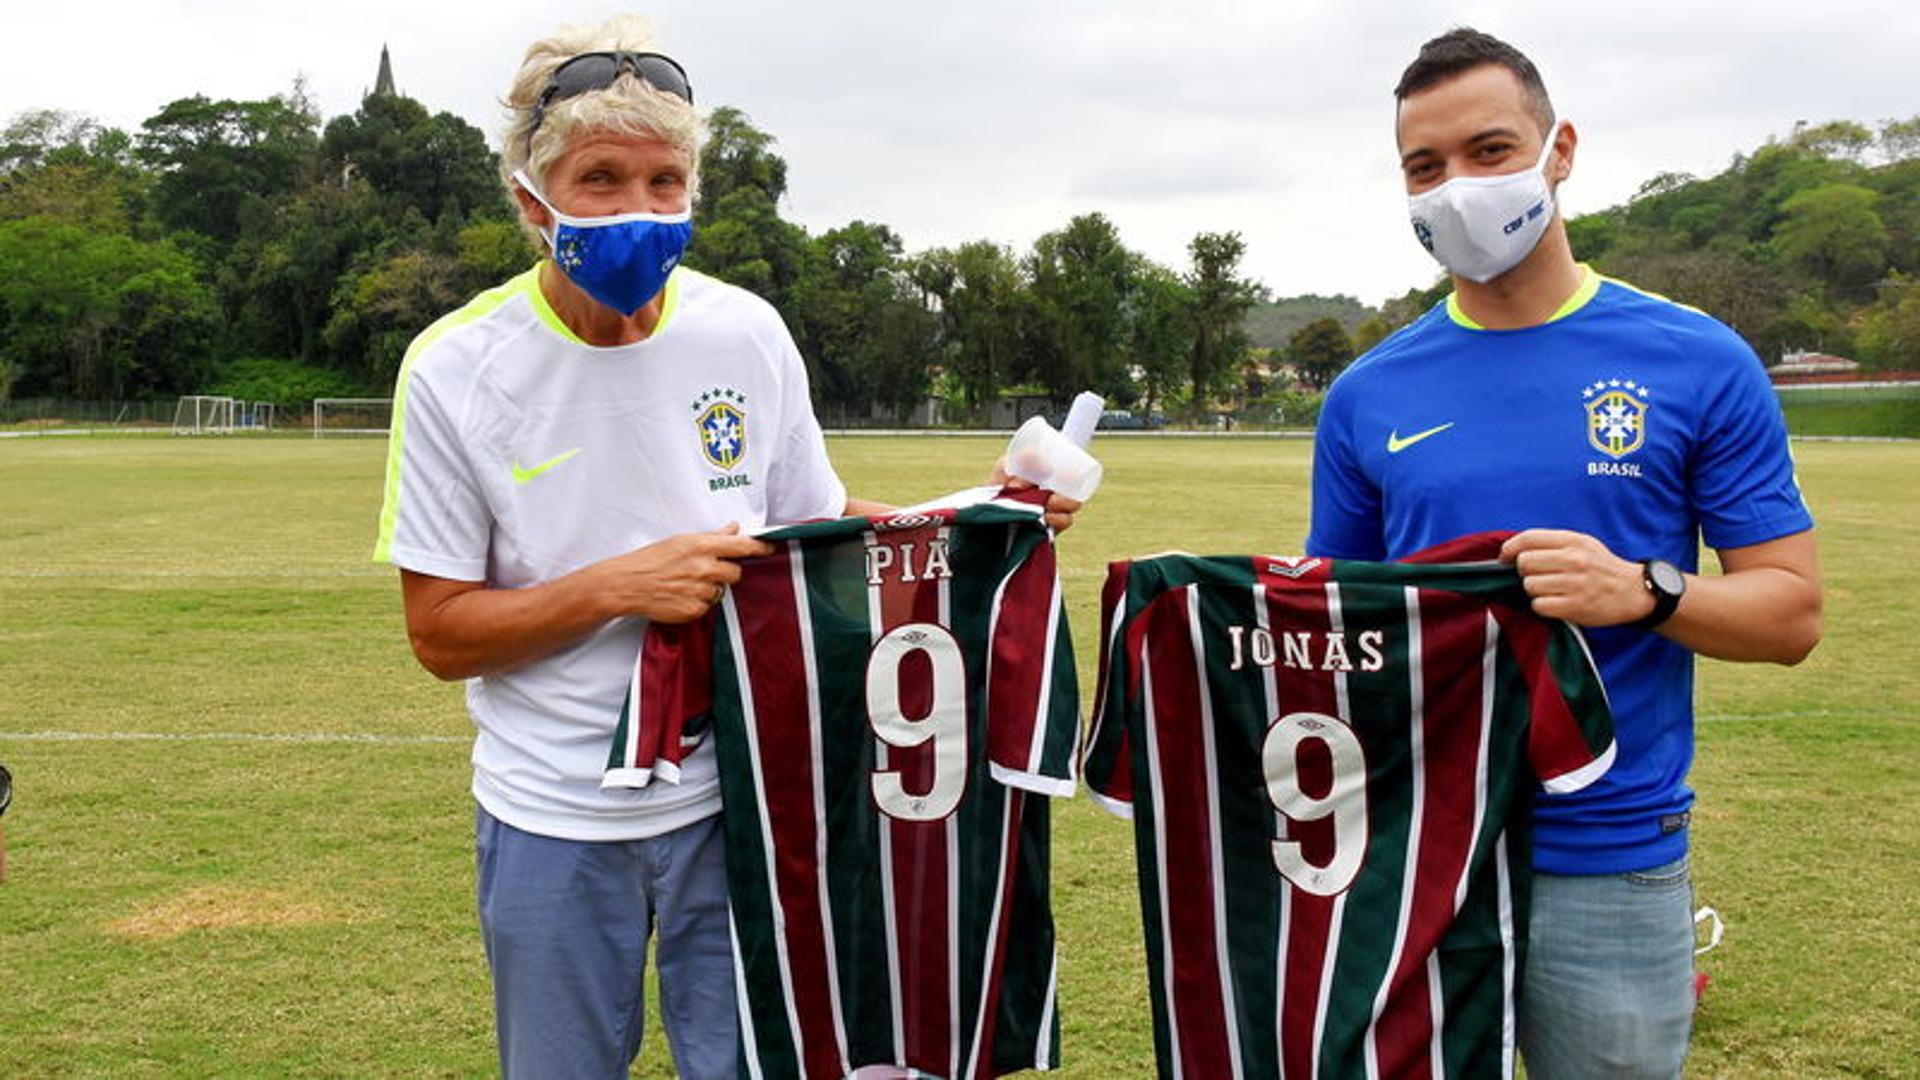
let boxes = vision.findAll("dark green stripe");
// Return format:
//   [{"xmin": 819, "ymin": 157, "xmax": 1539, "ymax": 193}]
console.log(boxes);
[{"xmin": 711, "ymin": 626, "xmax": 801, "ymax": 1078}]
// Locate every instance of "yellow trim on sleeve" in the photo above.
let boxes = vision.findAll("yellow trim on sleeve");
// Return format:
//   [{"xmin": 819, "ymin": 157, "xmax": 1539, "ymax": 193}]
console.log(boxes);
[
  {"xmin": 1597, "ymin": 272, "xmax": 1707, "ymax": 316},
  {"xmin": 371, "ymin": 268, "xmax": 538, "ymax": 563}
]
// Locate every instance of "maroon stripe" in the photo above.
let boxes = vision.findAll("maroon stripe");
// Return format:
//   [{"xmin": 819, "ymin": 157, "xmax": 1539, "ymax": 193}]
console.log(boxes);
[
  {"xmin": 1263, "ymin": 580, "xmax": 1343, "ymax": 1080},
  {"xmin": 634, "ymin": 615, "xmax": 714, "ymax": 772},
  {"xmin": 874, "ymin": 525, "xmax": 955, "ymax": 1075},
  {"xmin": 736, "ymin": 545, "xmax": 844, "ymax": 1079},
  {"xmin": 1089, "ymin": 560, "xmax": 1133, "ymax": 735},
  {"xmin": 1373, "ymin": 591, "xmax": 1488, "ymax": 1079},
  {"xmin": 1142, "ymin": 590, "xmax": 1236, "ymax": 1078},
  {"xmin": 1087, "ymin": 561, "xmax": 1136, "ymax": 805},
  {"xmin": 966, "ymin": 789, "xmax": 1024, "ymax": 1079},
  {"xmin": 1491, "ymin": 611, "xmax": 1594, "ymax": 783},
  {"xmin": 986, "ymin": 535, "xmax": 1055, "ymax": 774}
]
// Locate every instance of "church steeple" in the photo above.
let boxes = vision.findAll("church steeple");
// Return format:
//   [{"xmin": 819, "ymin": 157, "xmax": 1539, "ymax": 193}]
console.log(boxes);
[{"xmin": 373, "ymin": 44, "xmax": 397, "ymax": 97}]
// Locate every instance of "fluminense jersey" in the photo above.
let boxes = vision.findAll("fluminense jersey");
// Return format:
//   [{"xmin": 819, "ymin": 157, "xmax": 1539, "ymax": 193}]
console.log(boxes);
[
  {"xmin": 1308, "ymin": 268, "xmax": 1813, "ymax": 873},
  {"xmin": 1085, "ymin": 537, "xmax": 1615, "ymax": 1080},
  {"xmin": 606, "ymin": 499, "xmax": 1079, "ymax": 1080}
]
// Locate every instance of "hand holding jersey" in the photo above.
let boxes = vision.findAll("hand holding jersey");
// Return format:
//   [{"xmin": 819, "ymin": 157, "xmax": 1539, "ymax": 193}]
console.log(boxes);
[{"xmin": 581, "ymin": 523, "xmax": 772, "ymax": 624}]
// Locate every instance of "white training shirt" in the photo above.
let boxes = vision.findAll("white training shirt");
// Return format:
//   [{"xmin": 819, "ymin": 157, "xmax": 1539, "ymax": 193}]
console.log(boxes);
[{"xmin": 374, "ymin": 265, "xmax": 847, "ymax": 841}]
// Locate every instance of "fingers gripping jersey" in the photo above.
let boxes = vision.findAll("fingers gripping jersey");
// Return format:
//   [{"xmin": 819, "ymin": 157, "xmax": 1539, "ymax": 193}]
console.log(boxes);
[
  {"xmin": 608, "ymin": 501, "xmax": 1080, "ymax": 1079},
  {"xmin": 1085, "ymin": 535, "xmax": 1615, "ymax": 1080}
]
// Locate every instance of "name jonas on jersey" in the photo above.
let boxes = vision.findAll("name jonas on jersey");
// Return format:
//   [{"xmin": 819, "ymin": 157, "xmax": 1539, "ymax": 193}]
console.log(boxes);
[
  {"xmin": 864, "ymin": 537, "xmax": 953, "ymax": 585},
  {"xmin": 1226, "ymin": 625, "xmax": 1386, "ymax": 673}
]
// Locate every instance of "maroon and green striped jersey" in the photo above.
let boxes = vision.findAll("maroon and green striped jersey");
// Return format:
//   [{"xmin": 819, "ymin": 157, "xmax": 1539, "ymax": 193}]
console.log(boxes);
[
  {"xmin": 608, "ymin": 500, "xmax": 1079, "ymax": 1079},
  {"xmin": 1085, "ymin": 535, "xmax": 1615, "ymax": 1080}
]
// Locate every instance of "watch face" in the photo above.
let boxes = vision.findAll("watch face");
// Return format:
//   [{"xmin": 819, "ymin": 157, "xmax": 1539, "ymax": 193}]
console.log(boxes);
[{"xmin": 1649, "ymin": 560, "xmax": 1686, "ymax": 596}]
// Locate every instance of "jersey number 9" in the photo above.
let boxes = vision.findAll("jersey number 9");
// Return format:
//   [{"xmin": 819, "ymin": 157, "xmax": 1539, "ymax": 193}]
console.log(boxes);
[
  {"xmin": 866, "ymin": 622, "xmax": 969, "ymax": 822},
  {"xmin": 1262, "ymin": 711, "xmax": 1368, "ymax": 896}
]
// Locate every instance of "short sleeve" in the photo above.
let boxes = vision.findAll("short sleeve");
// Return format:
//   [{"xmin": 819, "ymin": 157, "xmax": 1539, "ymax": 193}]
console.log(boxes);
[
  {"xmin": 1493, "ymin": 608, "xmax": 1617, "ymax": 794},
  {"xmin": 603, "ymin": 614, "xmax": 715, "ymax": 789},
  {"xmin": 1688, "ymin": 335, "xmax": 1815, "ymax": 551},
  {"xmin": 1081, "ymin": 560, "xmax": 1138, "ymax": 818},
  {"xmin": 374, "ymin": 356, "xmax": 492, "ymax": 581},
  {"xmin": 1306, "ymin": 376, "xmax": 1386, "ymax": 560},
  {"xmin": 984, "ymin": 526, "xmax": 1079, "ymax": 797},
  {"xmin": 764, "ymin": 331, "xmax": 848, "ymax": 525}
]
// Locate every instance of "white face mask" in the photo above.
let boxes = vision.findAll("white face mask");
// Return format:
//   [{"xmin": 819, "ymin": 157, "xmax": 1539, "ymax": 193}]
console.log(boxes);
[{"xmin": 1407, "ymin": 120, "xmax": 1564, "ymax": 284}]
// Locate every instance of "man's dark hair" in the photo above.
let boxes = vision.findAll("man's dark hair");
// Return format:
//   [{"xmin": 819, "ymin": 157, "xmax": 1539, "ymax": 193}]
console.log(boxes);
[{"xmin": 1395, "ymin": 28, "xmax": 1554, "ymax": 132}]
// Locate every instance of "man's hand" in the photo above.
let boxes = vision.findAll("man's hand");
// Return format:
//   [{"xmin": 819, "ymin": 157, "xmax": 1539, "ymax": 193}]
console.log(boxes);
[
  {"xmin": 590, "ymin": 524, "xmax": 774, "ymax": 624},
  {"xmin": 1499, "ymin": 529, "xmax": 1652, "ymax": 626},
  {"xmin": 1499, "ymin": 527, "xmax": 1822, "ymax": 664},
  {"xmin": 991, "ymin": 457, "xmax": 1084, "ymax": 533}
]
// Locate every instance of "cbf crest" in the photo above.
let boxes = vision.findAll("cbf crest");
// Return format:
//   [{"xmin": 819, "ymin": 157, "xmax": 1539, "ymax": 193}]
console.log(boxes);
[
  {"xmin": 692, "ymin": 387, "xmax": 748, "ymax": 476},
  {"xmin": 1583, "ymin": 379, "xmax": 1650, "ymax": 459}
]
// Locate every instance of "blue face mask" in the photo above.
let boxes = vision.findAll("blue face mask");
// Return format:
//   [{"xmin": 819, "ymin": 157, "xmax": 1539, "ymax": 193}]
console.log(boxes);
[{"xmin": 514, "ymin": 169, "xmax": 693, "ymax": 315}]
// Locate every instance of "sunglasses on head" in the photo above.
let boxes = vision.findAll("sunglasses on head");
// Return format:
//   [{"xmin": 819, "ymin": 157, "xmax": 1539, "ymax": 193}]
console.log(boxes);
[{"xmin": 530, "ymin": 50, "xmax": 694, "ymax": 136}]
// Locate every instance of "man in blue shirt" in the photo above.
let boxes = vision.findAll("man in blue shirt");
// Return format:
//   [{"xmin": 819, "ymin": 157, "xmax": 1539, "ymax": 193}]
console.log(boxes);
[{"xmin": 1307, "ymin": 28, "xmax": 1822, "ymax": 1079}]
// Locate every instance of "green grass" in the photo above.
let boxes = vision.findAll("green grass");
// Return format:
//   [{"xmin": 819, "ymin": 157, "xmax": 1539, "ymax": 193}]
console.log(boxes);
[
  {"xmin": 1776, "ymin": 384, "xmax": 1920, "ymax": 438},
  {"xmin": 0, "ymin": 435, "xmax": 1914, "ymax": 1078}
]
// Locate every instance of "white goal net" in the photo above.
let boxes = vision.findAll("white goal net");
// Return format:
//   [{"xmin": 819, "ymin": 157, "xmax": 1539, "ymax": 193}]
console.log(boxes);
[
  {"xmin": 173, "ymin": 395, "xmax": 238, "ymax": 435},
  {"xmin": 312, "ymin": 398, "xmax": 393, "ymax": 438}
]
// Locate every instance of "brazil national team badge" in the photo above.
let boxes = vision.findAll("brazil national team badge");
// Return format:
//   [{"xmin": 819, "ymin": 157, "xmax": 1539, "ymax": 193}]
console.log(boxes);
[
  {"xmin": 692, "ymin": 388, "xmax": 751, "ymax": 490},
  {"xmin": 1584, "ymin": 379, "xmax": 1649, "ymax": 459}
]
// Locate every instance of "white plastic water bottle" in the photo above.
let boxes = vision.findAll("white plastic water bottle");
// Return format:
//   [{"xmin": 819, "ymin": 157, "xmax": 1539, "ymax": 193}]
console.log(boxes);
[{"xmin": 1004, "ymin": 392, "xmax": 1105, "ymax": 501}]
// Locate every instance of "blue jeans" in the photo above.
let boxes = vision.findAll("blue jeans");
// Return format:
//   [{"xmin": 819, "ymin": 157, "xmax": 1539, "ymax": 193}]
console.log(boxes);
[
  {"xmin": 476, "ymin": 807, "xmax": 737, "ymax": 1080},
  {"xmin": 1518, "ymin": 857, "xmax": 1696, "ymax": 1079}
]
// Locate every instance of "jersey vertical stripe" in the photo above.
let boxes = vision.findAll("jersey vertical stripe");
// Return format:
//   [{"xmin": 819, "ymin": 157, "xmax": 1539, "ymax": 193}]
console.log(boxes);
[
  {"xmin": 871, "ymin": 525, "xmax": 955, "ymax": 1076},
  {"xmin": 731, "ymin": 545, "xmax": 848, "ymax": 1079},
  {"xmin": 1312, "ymin": 580, "xmax": 1355, "ymax": 1080},
  {"xmin": 1251, "ymin": 585, "xmax": 1293, "ymax": 1080},
  {"xmin": 794, "ymin": 545, "xmax": 854, "ymax": 1074},
  {"xmin": 1191, "ymin": 588, "xmax": 1248, "ymax": 1080},
  {"xmin": 1270, "ymin": 579, "xmax": 1342, "ymax": 1080},
  {"xmin": 1365, "ymin": 586, "xmax": 1429, "ymax": 1080}
]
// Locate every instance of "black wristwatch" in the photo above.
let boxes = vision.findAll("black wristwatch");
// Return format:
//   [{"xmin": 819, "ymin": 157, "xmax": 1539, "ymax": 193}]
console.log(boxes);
[{"xmin": 1633, "ymin": 558, "xmax": 1686, "ymax": 630}]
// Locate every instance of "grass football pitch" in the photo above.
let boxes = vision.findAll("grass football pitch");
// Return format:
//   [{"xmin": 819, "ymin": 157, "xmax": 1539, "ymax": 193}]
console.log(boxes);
[{"xmin": 0, "ymin": 434, "xmax": 1914, "ymax": 1078}]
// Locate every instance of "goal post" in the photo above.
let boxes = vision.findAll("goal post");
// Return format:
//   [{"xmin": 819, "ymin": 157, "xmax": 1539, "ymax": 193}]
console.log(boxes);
[
  {"xmin": 173, "ymin": 395, "xmax": 237, "ymax": 435},
  {"xmin": 312, "ymin": 398, "xmax": 394, "ymax": 438}
]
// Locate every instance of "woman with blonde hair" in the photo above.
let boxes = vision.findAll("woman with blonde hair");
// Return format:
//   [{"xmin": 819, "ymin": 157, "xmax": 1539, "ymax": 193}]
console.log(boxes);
[{"xmin": 377, "ymin": 15, "xmax": 849, "ymax": 1078}]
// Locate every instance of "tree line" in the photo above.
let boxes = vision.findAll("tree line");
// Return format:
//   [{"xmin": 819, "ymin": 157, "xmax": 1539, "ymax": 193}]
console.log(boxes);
[{"xmin": 2, "ymin": 85, "xmax": 1916, "ymax": 421}]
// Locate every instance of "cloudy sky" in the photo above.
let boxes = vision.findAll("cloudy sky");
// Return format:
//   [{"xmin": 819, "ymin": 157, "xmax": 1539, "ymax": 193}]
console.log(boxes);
[{"xmin": 6, "ymin": 1, "xmax": 1917, "ymax": 305}]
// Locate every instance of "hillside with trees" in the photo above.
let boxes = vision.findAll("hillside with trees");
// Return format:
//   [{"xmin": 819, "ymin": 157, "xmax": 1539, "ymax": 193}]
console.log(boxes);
[{"xmin": 2, "ymin": 69, "xmax": 1915, "ymax": 423}]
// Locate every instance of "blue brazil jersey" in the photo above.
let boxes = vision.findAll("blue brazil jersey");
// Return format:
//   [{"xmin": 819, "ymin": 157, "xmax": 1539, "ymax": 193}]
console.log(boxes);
[{"xmin": 1307, "ymin": 269, "xmax": 1813, "ymax": 874}]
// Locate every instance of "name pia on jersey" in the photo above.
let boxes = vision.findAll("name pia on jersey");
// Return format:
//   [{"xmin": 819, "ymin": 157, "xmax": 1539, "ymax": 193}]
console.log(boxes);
[{"xmin": 864, "ymin": 537, "xmax": 954, "ymax": 585}]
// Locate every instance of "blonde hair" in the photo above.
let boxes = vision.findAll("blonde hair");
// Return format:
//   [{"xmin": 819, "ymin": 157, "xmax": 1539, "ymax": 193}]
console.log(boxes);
[{"xmin": 499, "ymin": 14, "xmax": 706, "ymax": 199}]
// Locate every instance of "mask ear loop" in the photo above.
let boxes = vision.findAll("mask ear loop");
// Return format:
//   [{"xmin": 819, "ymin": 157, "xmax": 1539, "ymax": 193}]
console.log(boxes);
[
  {"xmin": 1694, "ymin": 905, "xmax": 1725, "ymax": 956},
  {"xmin": 511, "ymin": 169, "xmax": 562, "ymax": 250},
  {"xmin": 1538, "ymin": 118, "xmax": 1568, "ymax": 185}
]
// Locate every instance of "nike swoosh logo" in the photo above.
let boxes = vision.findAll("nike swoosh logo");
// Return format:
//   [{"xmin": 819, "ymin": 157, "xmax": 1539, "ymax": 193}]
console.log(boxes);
[
  {"xmin": 510, "ymin": 448, "xmax": 582, "ymax": 485},
  {"xmin": 1386, "ymin": 423, "xmax": 1455, "ymax": 453}
]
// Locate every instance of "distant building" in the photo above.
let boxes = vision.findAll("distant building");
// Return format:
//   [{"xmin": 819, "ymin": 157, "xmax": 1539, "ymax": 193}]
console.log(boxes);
[
  {"xmin": 373, "ymin": 44, "xmax": 397, "ymax": 98},
  {"xmin": 1771, "ymin": 350, "xmax": 1859, "ymax": 383}
]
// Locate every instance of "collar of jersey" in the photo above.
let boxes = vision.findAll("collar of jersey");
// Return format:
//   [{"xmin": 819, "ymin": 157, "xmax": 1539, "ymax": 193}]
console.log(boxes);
[
  {"xmin": 521, "ymin": 264, "xmax": 684, "ymax": 347},
  {"xmin": 1446, "ymin": 263, "xmax": 1600, "ymax": 331}
]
